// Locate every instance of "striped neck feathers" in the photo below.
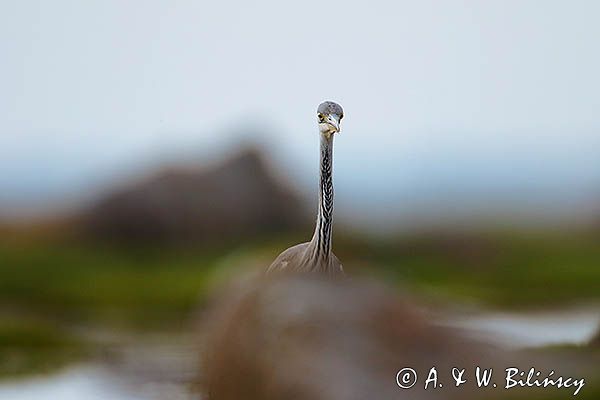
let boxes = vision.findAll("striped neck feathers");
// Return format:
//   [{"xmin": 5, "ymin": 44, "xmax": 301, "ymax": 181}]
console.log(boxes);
[{"xmin": 309, "ymin": 132, "xmax": 334, "ymax": 262}]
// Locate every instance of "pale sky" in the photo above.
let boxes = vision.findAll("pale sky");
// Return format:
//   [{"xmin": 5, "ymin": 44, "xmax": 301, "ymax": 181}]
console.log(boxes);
[{"xmin": 1, "ymin": 1, "xmax": 599, "ymax": 223}]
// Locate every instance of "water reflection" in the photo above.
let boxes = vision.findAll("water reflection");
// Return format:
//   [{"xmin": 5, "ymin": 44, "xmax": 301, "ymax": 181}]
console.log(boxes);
[
  {"xmin": 0, "ymin": 364, "xmax": 195, "ymax": 400},
  {"xmin": 0, "ymin": 367, "xmax": 145, "ymax": 400},
  {"xmin": 1, "ymin": 306, "xmax": 597, "ymax": 399},
  {"xmin": 449, "ymin": 305, "xmax": 600, "ymax": 348}
]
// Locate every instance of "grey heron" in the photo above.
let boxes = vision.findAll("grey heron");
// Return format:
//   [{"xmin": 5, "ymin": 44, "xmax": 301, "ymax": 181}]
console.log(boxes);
[{"xmin": 267, "ymin": 101, "xmax": 344, "ymax": 276}]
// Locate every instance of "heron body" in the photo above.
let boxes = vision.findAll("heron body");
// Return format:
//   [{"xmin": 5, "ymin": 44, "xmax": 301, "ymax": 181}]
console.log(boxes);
[{"xmin": 267, "ymin": 101, "xmax": 344, "ymax": 276}]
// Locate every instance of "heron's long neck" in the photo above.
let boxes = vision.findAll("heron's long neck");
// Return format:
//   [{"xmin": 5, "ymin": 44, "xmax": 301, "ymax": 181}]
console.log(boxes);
[{"xmin": 310, "ymin": 132, "xmax": 334, "ymax": 261}]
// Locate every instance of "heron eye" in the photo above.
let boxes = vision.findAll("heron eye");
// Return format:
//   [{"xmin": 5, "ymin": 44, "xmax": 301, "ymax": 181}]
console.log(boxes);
[{"xmin": 318, "ymin": 113, "xmax": 324, "ymax": 122}]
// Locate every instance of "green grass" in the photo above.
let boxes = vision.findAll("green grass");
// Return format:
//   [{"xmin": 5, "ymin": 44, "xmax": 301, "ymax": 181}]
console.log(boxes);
[
  {"xmin": 1, "ymin": 230, "xmax": 598, "ymax": 325},
  {"xmin": 0, "ymin": 229, "xmax": 599, "ymax": 379},
  {"xmin": 334, "ymin": 230, "xmax": 600, "ymax": 308},
  {"xmin": 0, "ymin": 242, "xmax": 221, "ymax": 326},
  {"xmin": 0, "ymin": 317, "xmax": 88, "ymax": 378},
  {"xmin": 0, "ymin": 241, "xmax": 223, "ymax": 377}
]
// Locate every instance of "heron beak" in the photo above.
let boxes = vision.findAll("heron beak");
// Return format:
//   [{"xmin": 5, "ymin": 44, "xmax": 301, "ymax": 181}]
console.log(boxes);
[{"xmin": 326, "ymin": 114, "xmax": 341, "ymax": 133}]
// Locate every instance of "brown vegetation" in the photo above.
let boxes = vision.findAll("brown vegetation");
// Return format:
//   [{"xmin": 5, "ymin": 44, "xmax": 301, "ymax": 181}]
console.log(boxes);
[{"xmin": 199, "ymin": 275, "xmax": 500, "ymax": 400}]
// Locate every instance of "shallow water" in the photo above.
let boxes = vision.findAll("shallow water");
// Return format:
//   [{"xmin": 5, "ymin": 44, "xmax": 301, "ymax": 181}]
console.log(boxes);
[
  {"xmin": 0, "ymin": 367, "xmax": 145, "ymax": 400},
  {"xmin": 1, "ymin": 306, "xmax": 597, "ymax": 399},
  {"xmin": 0, "ymin": 365, "xmax": 195, "ymax": 400},
  {"xmin": 450, "ymin": 305, "xmax": 599, "ymax": 348}
]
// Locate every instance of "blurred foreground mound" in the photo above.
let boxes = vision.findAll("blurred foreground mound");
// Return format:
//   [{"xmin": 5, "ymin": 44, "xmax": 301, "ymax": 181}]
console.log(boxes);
[
  {"xmin": 83, "ymin": 147, "xmax": 307, "ymax": 243},
  {"xmin": 199, "ymin": 275, "xmax": 499, "ymax": 400}
]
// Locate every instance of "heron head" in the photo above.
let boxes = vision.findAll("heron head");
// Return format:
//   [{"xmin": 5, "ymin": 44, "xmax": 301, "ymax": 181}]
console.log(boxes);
[{"xmin": 317, "ymin": 101, "xmax": 344, "ymax": 135}]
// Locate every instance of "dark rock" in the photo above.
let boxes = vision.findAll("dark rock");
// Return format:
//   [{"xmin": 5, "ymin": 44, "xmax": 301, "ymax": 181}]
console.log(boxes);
[{"xmin": 82, "ymin": 147, "xmax": 308, "ymax": 243}]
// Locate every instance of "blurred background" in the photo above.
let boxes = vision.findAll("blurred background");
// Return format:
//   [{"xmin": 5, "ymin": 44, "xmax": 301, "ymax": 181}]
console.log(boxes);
[{"xmin": 1, "ymin": 1, "xmax": 599, "ymax": 399}]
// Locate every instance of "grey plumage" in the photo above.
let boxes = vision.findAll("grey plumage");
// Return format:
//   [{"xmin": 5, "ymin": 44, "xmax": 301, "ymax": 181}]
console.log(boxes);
[
  {"xmin": 267, "ymin": 101, "xmax": 344, "ymax": 276},
  {"xmin": 317, "ymin": 101, "xmax": 344, "ymax": 118}
]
